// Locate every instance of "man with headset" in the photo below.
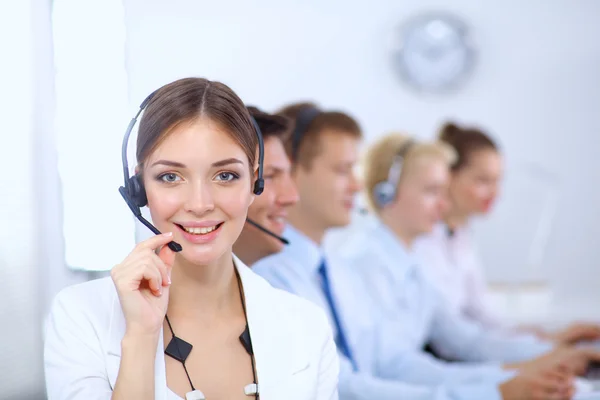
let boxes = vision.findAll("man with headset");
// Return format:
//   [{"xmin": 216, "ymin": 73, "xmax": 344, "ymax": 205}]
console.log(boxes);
[
  {"xmin": 233, "ymin": 106, "xmax": 298, "ymax": 265},
  {"xmin": 252, "ymin": 103, "xmax": 591, "ymax": 400}
]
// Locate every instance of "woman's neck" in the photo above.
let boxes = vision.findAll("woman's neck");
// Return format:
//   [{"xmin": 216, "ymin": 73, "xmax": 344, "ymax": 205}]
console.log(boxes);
[
  {"xmin": 381, "ymin": 213, "xmax": 416, "ymax": 250},
  {"xmin": 167, "ymin": 250, "xmax": 239, "ymax": 321},
  {"xmin": 444, "ymin": 209, "xmax": 470, "ymax": 231},
  {"xmin": 232, "ymin": 237, "xmax": 266, "ymax": 267},
  {"xmin": 288, "ymin": 207, "xmax": 326, "ymax": 246}
]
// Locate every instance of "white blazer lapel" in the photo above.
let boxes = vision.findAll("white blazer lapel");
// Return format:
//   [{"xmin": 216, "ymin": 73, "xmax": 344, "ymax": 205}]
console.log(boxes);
[
  {"xmin": 236, "ymin": 259, "xmax": 312, "ymax": 398},
  {"xmin": 103, "ymin": 258, "xmax": 315, "ymax": 400},
  {"xmin": 105, "ymin": 293, "xmax": 168, "ymax": 400}
]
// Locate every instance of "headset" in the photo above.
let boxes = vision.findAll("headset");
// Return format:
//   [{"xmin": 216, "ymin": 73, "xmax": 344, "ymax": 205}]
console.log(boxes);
[
  {"xmin": 246, "ymin": 218, "xmax": 289, "ymax": 245},
  {"xmin": 118, "ymin": 89, "xmax": 270, "ymax": 252},
  {"xmin": 372, "ymin": 139, "xmax": 416, "ymax": 208},
  {"xmin": 291, "ymin": 105, "xmax": 322, "ymax": 161}
]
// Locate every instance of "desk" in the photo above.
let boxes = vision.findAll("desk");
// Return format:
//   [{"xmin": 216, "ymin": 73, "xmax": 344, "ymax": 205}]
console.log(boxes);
[
  {"xmin": 486, "ymin": 286, "xmax": 600, "ymax": 330},
  {"xmin": 576, "ymin": 393, "xmax": 600, "ymax": 399}
]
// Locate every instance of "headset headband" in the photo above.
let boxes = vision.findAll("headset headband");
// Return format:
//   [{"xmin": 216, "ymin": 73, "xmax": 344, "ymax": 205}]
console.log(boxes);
[
  {"xmin": 291, "ymin": 106, "xmax": 321, "ymax": 161},
  {"xmin": 372, "ymin": 138, "xmax": 417, "ymax": 208},
  {"xmin": 386, "ymin": 139, "xmax": 416, "ymax": 186}
]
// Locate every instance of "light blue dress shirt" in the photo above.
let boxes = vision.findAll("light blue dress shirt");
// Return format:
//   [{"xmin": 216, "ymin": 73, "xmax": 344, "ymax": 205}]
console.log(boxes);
[
  {"xmin": 253, "ymin": 224, "xmax": 516, "ymax": 400},
  {"xmin": 327, "ymin": 215, "xmax": 554, "ymax": 364}
]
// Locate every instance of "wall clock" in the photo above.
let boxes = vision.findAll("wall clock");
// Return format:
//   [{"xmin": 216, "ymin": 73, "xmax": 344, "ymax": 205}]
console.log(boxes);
[{"xmin": 393, "ymin": 11, "xmax": 477, "ymax": 93}]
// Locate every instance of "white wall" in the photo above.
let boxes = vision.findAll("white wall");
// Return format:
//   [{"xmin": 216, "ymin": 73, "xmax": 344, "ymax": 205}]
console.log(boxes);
[
  {"xmin": 123, "ymin": 0, "xmax": 600, "ymax": 314},
  {"xmin": 0, "ymin": 0, "xmax": 47, "ymax": 398}
]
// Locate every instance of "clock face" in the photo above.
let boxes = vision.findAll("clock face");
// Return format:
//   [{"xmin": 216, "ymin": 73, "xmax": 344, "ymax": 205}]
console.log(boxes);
[{"xmin": 394, "ymin": 12, "xmax": 476, "ymax": 93}]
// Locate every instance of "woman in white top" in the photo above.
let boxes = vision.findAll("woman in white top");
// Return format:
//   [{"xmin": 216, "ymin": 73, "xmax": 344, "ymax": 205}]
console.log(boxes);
[
  {"xmin": 415, "ymin": 121, "xmax": 600, "ymax": 344},
  {"xmin": 43, "ymin": 77, "xmax": 339, "ymax": 400}
]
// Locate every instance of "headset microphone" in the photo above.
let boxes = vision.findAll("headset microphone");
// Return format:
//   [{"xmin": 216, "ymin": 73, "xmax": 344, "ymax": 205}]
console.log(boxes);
[
  {"xmin": 118, "ymin": 186, "xmax": 183, "ymax": 252},
  {"xmin": 246, "ymin": 218, "xmax": 289, "ymax": 245}
]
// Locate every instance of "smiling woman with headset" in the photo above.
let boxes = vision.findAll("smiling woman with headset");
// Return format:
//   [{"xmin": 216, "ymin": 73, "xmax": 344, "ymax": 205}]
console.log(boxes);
[{"xmin": 43, "ymin": 77, "xmax": 339, "ymax": 400}]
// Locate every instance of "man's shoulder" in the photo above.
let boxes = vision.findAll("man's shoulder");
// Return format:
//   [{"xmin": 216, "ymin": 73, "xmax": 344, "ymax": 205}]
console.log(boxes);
[{"xmin": 252, "ymin": 250, "xmax": 298, "ymax": 275}]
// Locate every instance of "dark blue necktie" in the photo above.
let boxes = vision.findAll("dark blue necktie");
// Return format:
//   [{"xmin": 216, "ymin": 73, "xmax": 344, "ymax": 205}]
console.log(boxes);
[{"xmin": 317, "ymin": 259, "xmax": 359, "ymax": 371}]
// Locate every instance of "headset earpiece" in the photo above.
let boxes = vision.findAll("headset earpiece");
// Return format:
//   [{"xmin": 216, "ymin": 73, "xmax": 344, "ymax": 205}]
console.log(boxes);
[
  {"xmin": 253, "ymin": 179, "xmax": 264, "ymax": 196},
  {"xmin": 373, "ymin": 181, "xmax": 397, "ymax": 208},
  {"xmin": 118, "ymin": 174, "xmax": 147, "ymax": 218},
  {"xmin": 128, "ymin": 174, "xmax": 148, "ymax": 208}
]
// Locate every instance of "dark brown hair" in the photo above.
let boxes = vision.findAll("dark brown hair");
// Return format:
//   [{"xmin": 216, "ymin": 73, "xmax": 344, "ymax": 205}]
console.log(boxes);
[
  {"xmin": 438, "ymin": 122, "xmax": 498, "ymax": 171},
  {"xmin": 247, "ymin": 105, "xmax": 291, "ymax": 140},
  {"xmin": 276, "ymin": 102, "xmax": 362, "ymax": 169},
  {"xmin": 136, "ymin": 77, "xmax": 257, "ymax": 173}
]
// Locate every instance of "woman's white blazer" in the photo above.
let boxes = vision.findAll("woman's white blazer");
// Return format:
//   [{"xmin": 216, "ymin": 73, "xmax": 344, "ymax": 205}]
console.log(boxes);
[{"xmin": 43, "ymin": 256, "xmax": 339, "ymax": 399}]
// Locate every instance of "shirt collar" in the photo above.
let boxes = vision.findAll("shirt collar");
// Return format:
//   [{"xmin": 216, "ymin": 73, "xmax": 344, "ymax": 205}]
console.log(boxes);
[
  {"xmin": 282, "ymin": 224, "xmax": 324, "ymax": 275},
  {"xmin": 430, "ymin": 222, "xmax": 471, "ymax": 245},
  {"xmin": 371, "ymin": 218, "xmax": 420, "ymax": 280}
]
